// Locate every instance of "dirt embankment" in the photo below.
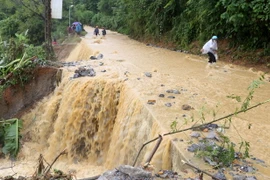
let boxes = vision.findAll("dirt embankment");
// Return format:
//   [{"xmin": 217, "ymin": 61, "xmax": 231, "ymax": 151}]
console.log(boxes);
[
  {"xmin": 0, "ymin": 67, "xmax": 60, "ymax": 119},
  {"xmin": 0, "ymin": 43, "xmax": 77, "ymax": 119}
]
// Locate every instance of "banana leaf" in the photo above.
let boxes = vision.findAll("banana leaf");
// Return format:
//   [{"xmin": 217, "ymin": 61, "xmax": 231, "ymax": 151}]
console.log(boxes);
[{"xmin": 0, "ymin": 118, "xmax": 22, "ymax": 158}]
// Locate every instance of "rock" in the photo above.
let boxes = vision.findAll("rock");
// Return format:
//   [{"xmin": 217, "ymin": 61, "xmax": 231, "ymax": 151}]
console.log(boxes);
[
  {"xmin": 204, "ymin": 156, "xmax": 218, "ymax": 166},
  {"xmin": 206, "ymin": 131, "xmax": 220, "ymax": 141},
  {"xmin": 232, "ymin": 175, "xmax": 246, "ymax": 180},
  {"xmin": 159, "ymin": 94, "xmax": 165, "ymax": 97},
  {"xmin": 173, "ymin": 89, "xmax": 180, "ymax": 94},
  {"xmin": 190, "ymin": 132, "xmax": 200, "ymax": 138},
  {"xmin": 165, "ymin": 103, "xmax": 172, "ymax": 107},
  {"xmin": 240, "ymin": 165, "xmax": 255, "ymax": 173},
  {"xmin": 166, "ymin": 89, "xmax": 174, "ymax": 93},
  {"xmin": 96, "ymin": 53, "xmax": 104, "ymax": 60},
  {"xmin": 74, "ymin": 66, "xmax": 96, "ymax": 78},
  {"xmin": 147, "ymin": 100, "xmax": 156, "ymax": 105},
  {"xmin": 166, "ymin": 89, "xmax": 180, "ymax": 94},
  {"xmin": 182, "ymin": 104, "xmax": 193, "ymax": 110},
  {"xmin": 90, "ymin": 53, "xmax": 103, "ymax": 60},
  {"xmin": 187, "ymin": 144, "xmax": 200, "ymax": 152},
  {"xmin": 98, "ymin": 165, "xmax": 152, "ymax": 180},
  {"xmin": 156, "ymin": 170, "xmax": 178, "ymax": 178},
  {"xmin": 167, "ymin": 96, "xmax": 175, "ymax": 99},
  {"xmin": 144, "ymin": 72, "xmax": 152, "ymax": 77},
  {"xmin": 213, "ymin": 170, "xmax": 226, "ymax": 180}
]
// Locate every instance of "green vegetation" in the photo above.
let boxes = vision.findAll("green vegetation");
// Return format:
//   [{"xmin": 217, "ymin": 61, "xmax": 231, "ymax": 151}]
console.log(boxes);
[
  {"xmin": 0, "ymin": 118, "xmax": 22, "ymax": 158},
  {"xmin": 1, "ymin": 0, "xmax": 270, "ymax": 53},
  {"xmin": 0, "ymin": 31, "xmax": 46, "ymax": 94}
]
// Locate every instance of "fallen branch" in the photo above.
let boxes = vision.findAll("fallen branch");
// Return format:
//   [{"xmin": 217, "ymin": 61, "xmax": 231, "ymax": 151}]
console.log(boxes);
[
  {"xmin": 181, "ymin": 160, "xmax": 221, "ymax": 180},
  {"xmin": 133, "ymin": 136, "xmax": 160, "ymax": 167},
  {"xmin": 164, "ymin": 99, "xmax": 270, "ymax": 137},
  {"xmin": 43, "ymin": 149, "xmax": 67, "ymax": 178},
  {"xmin": 144, "ymin": 134, "xmax": 163, "ymax": 166}
]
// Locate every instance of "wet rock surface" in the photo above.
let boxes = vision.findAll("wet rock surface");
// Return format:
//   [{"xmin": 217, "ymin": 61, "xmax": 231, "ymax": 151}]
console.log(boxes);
[
  {"xmin": 97, "ymin": 165, "xmax": 180, "ymax": 180},
  {"xmin": 73, "ymin": 66, "xmax": 96, "ymax": 78}
]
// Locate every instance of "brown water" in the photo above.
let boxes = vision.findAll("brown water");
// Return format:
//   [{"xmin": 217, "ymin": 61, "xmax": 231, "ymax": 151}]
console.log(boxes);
[{"xmin": 0, "ymin": 26, "xmax": 270, "ymax": 179}]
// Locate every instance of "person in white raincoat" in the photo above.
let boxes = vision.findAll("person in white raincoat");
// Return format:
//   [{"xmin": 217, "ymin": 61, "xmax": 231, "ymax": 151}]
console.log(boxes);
[{"xmin": 201, "ymin": 36, "xmax": 218, "ymax": 64}]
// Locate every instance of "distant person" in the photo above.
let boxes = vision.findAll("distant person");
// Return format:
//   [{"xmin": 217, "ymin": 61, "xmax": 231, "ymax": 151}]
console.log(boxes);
[
  {"xmin": 67, "ymin": 25, "xmax": 73, "ymax": 35},
  {"xmin": 75, "ymin": 23, "xmax": 82, "ymax": 35},
  {"xmin": 102, "ymin": 28, "xmax": 106, "ymax": 37},
  {"xmin": 94, "ymin": 26, "xmax": 100, "ymax": 36},
  {"xmin": 52, "ymin": 37, "xmax": 57, "ymax": 45},
  {"xmin": 72, "ymin": 24, "xmax": 76, "ymax": 31},
  {"xmin": 201, "ymin": 36, "xmax": 218, "ymax": 64}
]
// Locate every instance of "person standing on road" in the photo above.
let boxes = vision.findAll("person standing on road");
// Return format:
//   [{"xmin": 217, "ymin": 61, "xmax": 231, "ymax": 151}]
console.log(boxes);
[
  {"xmin": 102, "ymin": 27, "xmax": 106, "ymax": 37},
  {"xmin": 201, "ymin": 36, "xmax": 218, "ymax": 64},
  {"xmin": 94, "ymin": 26, "xmax": 100, "ymax": 36}
]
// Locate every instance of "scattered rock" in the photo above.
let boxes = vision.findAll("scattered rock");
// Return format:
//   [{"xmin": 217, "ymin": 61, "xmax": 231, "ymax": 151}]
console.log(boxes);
[
  {"xmin": 213, "ymin": 170, "xmax": 226, "ymax": 180},
  {"xmin": 73, "ymin": 66, "xmax": 96, "ymax": 78},
  {"xmin": 166, "ymin": 89, "xmax": 180, "ymax": 94},
  {"xmin": 182, "ymin": 104, "xmax": 193, "ymax": 111},
  {"xmin": 159, "ymin": 94, "xmax": 165, "ymax": 97},
  {"xmin": 147, "ymin": 100, "xmax": 156, "ymax": 105},
  {"xmin": 90, "ymin": 53, "xmax": 104, "ymax": 60},
  {"xmin": 98, "ymin": 165, "xmax": 152, "ymax": 180},
  {"xmin": 190, "ymin": 132, "xmax": 201, "ymax": 138},
  {"xmin": 144, "ymin": 72, "xmax": 152, "ymax": 77},
  {"xmin": 155, "ymin": 170, "xmax": 179, "ymax": 178},
  {"xmin": 165, "ymin": 103, "xmax": 172, "ymax": 107}
]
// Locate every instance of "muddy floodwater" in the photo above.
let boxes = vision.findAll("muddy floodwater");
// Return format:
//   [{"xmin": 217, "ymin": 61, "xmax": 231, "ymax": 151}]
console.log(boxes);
[{"xmin": 1, "ymin": 26, "xmax": 270, "ymax": 179}]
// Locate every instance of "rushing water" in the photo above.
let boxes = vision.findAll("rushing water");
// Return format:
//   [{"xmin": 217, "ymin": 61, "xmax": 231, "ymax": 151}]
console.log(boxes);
[{"xmin": 0, "ymin": 26, "xmax": 270, "ymax": 179}]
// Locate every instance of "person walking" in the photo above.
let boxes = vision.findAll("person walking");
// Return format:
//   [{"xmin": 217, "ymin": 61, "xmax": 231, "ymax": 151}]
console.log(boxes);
[
  {"xmin": 94, "ymin": 26, "xmax": 99, "ymax": 36},
  {"xmin": 102, "ymin": 27, "xmax": 106, "ymax": 37},
  {"xmin": 201, "ymin": 36, "xmax": 218, "ymax": 64}
]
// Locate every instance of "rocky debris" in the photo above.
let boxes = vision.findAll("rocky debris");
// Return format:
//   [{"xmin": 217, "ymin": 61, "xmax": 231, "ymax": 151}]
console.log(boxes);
[
  {"xmin": 158, "ymin": 94, "xmax": 165, "ymax": 97},
  {"xmin": 186, "ymin": 122, "xmax": 264, "ymax": 180},
  {"xmin": 191, "ymin": 123, "xmax": 218, "ymax": 131},
  {"xmin": 97, "ymin": 165, "xmax": 152, "ymax": 180},
  {"xmin": 90, "ymin": 53, "xmax": 103, "ymax": 60},
  {"xmin": 166, "ymin": 89, "xmax": 180, "ymax": 94},
  {"xmin": 73, "ymin": 66, "xmax": 96, "ymax": 78},
  {"xmin": 190, "ymin": 132, "xmax": 200, "ymax": 138},
  {"xmin": 165, "ymin": 103, "xmax": 172, "ymax": 107},
  {"xmin": 144, "ymin": 72, "xmax": 152, "ymax": 77},
  {"xmin": 147, "ymin": 100, "xmax": 156, "ymax": 105},
  {"xmin": 61, "ymin": 61, "xmax": 79, "ymax": 67},
  {"xmin": 213, "ymin": 170, "xmax": 226, "ymax": 180},
  {"xmin": 182, "ymin": 104, "xmax": 193, "ymax": 111},
  {"xmin": 231, "ymin": 175, "xmax": 257, "ymax": 180},
  {"xmin": 155, "ymin": 170, "xmax": 179, "ymax": 178}
]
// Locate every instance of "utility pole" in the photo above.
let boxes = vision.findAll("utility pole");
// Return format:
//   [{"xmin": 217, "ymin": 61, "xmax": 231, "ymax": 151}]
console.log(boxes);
[{"xmin": 44, "ymin": 0, "xmax": 55, "ymax": 60}]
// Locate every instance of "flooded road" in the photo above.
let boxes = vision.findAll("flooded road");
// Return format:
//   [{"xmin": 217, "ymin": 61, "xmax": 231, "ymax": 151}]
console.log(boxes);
[{"xmin": 1, "ymin": 26, "xmax": 270, "ymax": 179}]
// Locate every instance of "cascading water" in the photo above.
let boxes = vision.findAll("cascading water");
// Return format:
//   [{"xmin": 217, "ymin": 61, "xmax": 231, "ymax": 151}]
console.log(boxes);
[{"xmin": 1, "ymin": 27, "xmax": 270, "ymax": 179}]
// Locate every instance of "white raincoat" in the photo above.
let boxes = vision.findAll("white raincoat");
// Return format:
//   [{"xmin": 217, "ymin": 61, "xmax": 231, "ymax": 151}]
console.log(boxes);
[{"xmin": 201, "ymin": 39, "xmax": 218, "ymax": 59}]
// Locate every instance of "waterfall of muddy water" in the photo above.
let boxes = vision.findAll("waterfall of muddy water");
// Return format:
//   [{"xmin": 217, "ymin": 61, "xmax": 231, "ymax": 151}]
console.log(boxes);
[{"xmin": 0, "ymin": 26, "xmax": 270, "ymax": 179}]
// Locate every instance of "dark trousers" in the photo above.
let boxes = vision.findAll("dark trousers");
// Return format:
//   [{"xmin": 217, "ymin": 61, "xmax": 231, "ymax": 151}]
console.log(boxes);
[{"xmin": 207, "ymin": 52, "xmax": 216, "ymax": 63}]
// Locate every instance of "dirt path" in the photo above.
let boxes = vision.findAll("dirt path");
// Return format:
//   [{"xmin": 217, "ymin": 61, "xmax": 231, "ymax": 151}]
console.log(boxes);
[{"xmin": 81, "ymin": 26, "xmax": 270, "ymax": 177}]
